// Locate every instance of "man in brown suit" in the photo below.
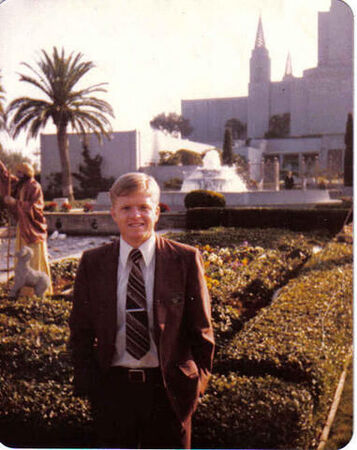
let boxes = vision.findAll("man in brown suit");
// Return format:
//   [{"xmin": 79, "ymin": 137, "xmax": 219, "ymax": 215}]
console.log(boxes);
[{"xmin": 69, "ymin": 172, "xmax": 214, "ymax": 449}]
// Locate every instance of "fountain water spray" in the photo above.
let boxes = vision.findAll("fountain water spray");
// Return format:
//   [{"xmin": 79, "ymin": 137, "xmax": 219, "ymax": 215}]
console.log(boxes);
[{"xmin": 181, "ymin": 150, "xmax": 247, "ymax": 192}]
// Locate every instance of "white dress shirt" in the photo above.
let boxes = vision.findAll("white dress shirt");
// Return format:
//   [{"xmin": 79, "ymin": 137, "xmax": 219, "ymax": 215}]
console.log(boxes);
[{"xmin": 111, "ymin": 234, "xmax": 159, "ymax": 368}]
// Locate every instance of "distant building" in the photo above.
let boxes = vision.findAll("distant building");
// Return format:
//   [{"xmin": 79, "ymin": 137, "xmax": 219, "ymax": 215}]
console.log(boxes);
[
  {"xmin": 40, "ymin": 128, "xmax": 211, "ymax": 191},
  {"xmin": 40, "ymin": 130, "xmax": 140, "ymax": 191},
  {"xmin": 181, "ymin": 0, "xmax": 353, "ymax": 177}
]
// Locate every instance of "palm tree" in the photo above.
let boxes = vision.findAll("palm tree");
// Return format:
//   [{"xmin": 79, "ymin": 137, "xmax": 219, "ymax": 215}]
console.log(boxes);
[{"xmin": 7, "ymin": 47, "xmax": 114, "ymax": 201}]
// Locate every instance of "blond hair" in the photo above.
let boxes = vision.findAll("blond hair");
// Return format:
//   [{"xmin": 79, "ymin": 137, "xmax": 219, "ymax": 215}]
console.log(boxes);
[
  {"xmin": 109, "ymin": 172, "xmax": 160, "ymax": 204},
  {"xmin": 15, "ymin": 162, "xmax": 35, "ymax": 178}
]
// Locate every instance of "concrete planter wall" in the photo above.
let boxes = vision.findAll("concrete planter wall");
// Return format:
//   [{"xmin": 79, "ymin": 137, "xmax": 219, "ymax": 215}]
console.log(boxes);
[
  {"xmin": 95, "ymin": 189, "xmax": 339, "ymax": 212},
  {"xmin": 44, "ymin": 212, "xmax": 186, "ymax": 236}
]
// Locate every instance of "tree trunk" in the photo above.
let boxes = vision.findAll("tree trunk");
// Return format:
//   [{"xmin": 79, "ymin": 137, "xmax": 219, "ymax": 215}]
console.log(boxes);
[{"xmin": 56, "ymin": 123, "xmax": 74, "ymax": 202}]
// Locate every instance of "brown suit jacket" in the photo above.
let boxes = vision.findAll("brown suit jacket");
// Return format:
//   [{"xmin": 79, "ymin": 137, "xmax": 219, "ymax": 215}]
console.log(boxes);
[{"xmin": 69, "ymin": 234, "xmax": 214, "ymax": 424}]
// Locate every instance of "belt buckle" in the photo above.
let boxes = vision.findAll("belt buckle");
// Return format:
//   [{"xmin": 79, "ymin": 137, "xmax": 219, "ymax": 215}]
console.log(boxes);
[{"xmin": 128, "ymin": 369, "xmax": 146, "ymax": 383}]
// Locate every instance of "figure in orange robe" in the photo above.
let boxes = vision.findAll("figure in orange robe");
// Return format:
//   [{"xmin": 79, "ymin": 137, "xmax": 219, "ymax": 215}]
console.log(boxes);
[{"xmin": 0, "ymin": 160, "xmax": 53, "ymax": 295}]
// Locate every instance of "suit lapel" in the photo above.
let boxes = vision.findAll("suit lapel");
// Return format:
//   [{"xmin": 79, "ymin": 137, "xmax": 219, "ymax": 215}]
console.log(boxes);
[
  {"xmin": 153, "ymin": 235, "xmax": 167, "ymax": 344},
  {"xmin": 153, "ymin": 235, "xmax": 184, "ymax": 345},
  {"xmin": 99, "ymin": 240, "xmax": 120, "ymax": 335}
]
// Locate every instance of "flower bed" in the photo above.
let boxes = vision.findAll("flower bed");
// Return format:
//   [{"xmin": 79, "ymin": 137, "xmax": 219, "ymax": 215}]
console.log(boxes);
[
  {"xmin": 193, "ymin": 239, "xmax": 353, "ymax": 449},
  {"xmin": 61, "ymin": 202, "xmax": 72, "ymax": 212},
  {"xmin": 0, "ymin": 227, "xmax": 351, "ymax": 448},
  {"xmin": 44, "ymin": 201, "xmax": 58, "ymax": 212}
]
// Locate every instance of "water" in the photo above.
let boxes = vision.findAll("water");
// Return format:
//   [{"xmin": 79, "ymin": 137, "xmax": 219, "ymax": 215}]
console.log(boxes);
[{"xmin": 181, "ymin": 150, "xmax": 247, "ymax": 192}]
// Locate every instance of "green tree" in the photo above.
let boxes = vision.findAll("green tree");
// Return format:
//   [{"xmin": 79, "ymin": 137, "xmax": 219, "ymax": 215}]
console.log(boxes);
[
  {"xmin": 158, "ymin": 149, "xmax": 202, "ymax": 166},
  {"xmin": 73, "ymin": 139, "xmax": 115, "ymax": 199},
  {"xmin": 225, "ymin": 118, "xmax": 247, "ymax": 140},
  {"xmin": 7, "ymin": 47, "xmax": 114, "ymax": 201},
  {"xmin": 344, "ymin": 112, "xmax": 353, "ymax": 187},
  {"xmin": 150, "ymin": 112, "xmax": 193, "ymax": 137},
  {"xmin": 222, "ymin": 127, "xmax": 234, "ymax": 166},
  {"xmin": 175, "ymin": 149, "xmax": 202, "ymax": 165},
  {"xmin": 158, "ymin": 151, "xmax": 181, "ymax": 165}
]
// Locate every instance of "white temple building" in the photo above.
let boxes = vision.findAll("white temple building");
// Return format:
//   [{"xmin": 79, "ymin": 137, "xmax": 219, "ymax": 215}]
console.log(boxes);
[{"xmin": 181, "ymin": 0, "xmax": 353, "ymax": 177}]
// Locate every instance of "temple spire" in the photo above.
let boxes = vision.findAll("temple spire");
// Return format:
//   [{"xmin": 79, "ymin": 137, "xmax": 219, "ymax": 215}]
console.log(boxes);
[
  {"xmin": 283, "ymin": 52, "xmax": 293, "ymax": 79},
  {"xmin": 255, "ymin": 15, "xmax": 266, "ymax": 48}
]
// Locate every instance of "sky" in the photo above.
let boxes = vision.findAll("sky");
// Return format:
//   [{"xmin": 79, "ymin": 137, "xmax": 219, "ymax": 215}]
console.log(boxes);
[{"xmin": 0, "ymin": 0, "xmax": 354, "ymax": 159}]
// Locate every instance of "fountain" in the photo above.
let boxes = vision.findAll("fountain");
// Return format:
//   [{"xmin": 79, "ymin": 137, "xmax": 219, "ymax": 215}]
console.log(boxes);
[
  {"xmin": 93, "ymin": 149, "xmax": 341, "ymax": 212},
  {"xmin": 181, "ymin": 150, "xmax": 247, "ymax": 192}
]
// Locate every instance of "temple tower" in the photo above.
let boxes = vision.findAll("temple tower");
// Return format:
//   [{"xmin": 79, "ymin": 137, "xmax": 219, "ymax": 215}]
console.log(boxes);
[
  {"xmin": 318, "ymin": 0, "xmax": 353, "ymax": 69},
  {"xmin": 247, "ymin": 16, "xmax": 271, "ymax": 138},
  {"xmin": 283, "ymin": 52, "xmax": 293, "ymax": 80}
]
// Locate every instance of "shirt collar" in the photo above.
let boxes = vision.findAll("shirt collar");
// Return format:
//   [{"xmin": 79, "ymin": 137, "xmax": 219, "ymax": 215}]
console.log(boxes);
[{"xmin": 120, "ymin": 234, "xmax": 156, "ymax": 267}]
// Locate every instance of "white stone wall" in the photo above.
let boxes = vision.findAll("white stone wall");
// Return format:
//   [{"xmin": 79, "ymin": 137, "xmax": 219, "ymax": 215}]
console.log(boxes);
[
  {"xmin": 141, "ymin": 165, "xmax": 197, "ymax": 190},
  {"xmin": 270, "ymin": 80, "xmax": 292, "ymax": 116},
  {"xmin": 247, "ymin": 80, "xmax": 270, "ymax": 138},
  {"xmin": 181, "ymin": 97, "xmax": 247, "ymax": 144},
  {"xmin": 40, "ymin": 130, "xmax": 139, "ymax": 189},
  {"xmin": 318, "ymin": 0, "xmax": 354, "ymax": 68}
]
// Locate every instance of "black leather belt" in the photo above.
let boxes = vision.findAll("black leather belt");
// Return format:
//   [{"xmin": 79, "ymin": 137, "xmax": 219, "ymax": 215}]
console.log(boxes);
[{"xmin": 110, "ymin": 366, "xmax": 161, "ymax": 384}]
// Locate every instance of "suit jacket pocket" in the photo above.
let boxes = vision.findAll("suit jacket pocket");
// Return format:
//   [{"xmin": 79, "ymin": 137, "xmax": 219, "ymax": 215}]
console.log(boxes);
[
  {"xmin": 168, "ymin": 292, "xmax": 184, "ymax": 305},
  {"xmin": 177, "ymin": 359, "xmax": 199, "ymax": 379}
]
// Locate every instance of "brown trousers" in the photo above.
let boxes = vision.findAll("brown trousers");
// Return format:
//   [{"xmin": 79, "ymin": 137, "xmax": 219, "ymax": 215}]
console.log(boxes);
[{"xmin": 89, "ymin": 367, "xmax": 191, "ymax": 449}]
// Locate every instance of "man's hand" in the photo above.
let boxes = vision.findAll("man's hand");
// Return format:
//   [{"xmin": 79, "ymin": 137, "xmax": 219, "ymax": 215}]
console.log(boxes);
[{"xmin": 4, "ymin": 195, "xmax": 16, "ymax": 206}]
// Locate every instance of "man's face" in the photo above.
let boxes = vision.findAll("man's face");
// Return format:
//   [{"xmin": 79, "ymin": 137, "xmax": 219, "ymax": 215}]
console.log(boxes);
[{"xmin": 110, "ymin": 190, "xmax": 160, "ymax": 248}]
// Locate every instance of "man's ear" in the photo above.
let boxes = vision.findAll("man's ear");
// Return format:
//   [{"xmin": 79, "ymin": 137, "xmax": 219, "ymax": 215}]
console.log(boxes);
[{"xmin": 156, "ymin": 203, "xmax": 161, "ymax": 216}]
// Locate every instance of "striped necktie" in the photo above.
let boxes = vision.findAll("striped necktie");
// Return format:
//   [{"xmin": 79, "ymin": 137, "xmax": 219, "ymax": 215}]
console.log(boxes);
[{"xmin": 125, "ymin": 249, "xmax": 150, "ymax": 359}]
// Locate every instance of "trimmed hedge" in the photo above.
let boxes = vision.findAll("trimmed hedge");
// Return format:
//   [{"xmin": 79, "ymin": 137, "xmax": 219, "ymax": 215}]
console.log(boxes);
[
  {"xmin": 184, "ymin": 189, "xmax": 226, "ymax": 208},
  {"xmin": 186, "ymin": 207, "xmax": 352, "ymax": 233},
  {"xmin": 193, "ymin": 374, "xmax": 314, "ymax": 449},
  {"xmin": 194, "ymin": 239, "xmax": 353, "ymax": 449},
  {"xmin": 0, "ymin": 296, "xmax": 93, "ymax": 448}
]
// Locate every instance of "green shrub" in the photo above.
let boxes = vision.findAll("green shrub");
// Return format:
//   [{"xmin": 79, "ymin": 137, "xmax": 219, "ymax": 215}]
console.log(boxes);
[
  {"xmin": 200, "ymin": 240, "xmax": 353, "ymax": 449},
  {"xmin": 184, "ymin": 190, "xmax": 226, "ymax": 209},
  {"xmin": 193, "ymin": 374, "xmax": 313, "ymax": 449},
  {"xmin": 165, "ymin": 227, "xmax": 331, "ymax": 355},
  {"xmin": 186, "ymin": 207, "xmax": 351, "ymax": 233},
  {"xmin": 0, "ymin": 296, "xmax": 93, "ymax": 447},
  {"xmin": 166, "ymin": 226, "xmax": 331, "ymax": 249},
  {"xmin": 159, "ymin": 149, "xmax": 202, "ymax": 166}
]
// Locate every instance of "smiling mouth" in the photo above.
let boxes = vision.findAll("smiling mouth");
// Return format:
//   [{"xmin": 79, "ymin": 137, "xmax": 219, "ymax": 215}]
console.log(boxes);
[{"xmin": 129, "ymin": 223, "xmax": 145, "ymax": 228}]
